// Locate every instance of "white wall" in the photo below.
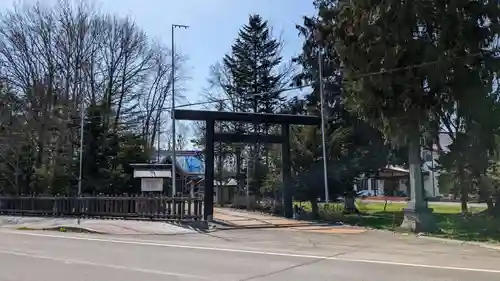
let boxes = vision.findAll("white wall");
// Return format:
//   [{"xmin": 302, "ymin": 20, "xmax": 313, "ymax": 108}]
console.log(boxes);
[{"xmin": 421, "ymin": 149, "xmax": 441, "ymax": 197}]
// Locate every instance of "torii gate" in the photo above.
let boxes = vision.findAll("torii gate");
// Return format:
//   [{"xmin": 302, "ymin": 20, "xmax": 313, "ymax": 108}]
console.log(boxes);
[{"xmin": 174, "ymin": 109, "xmax": 321, "ymax": 221}]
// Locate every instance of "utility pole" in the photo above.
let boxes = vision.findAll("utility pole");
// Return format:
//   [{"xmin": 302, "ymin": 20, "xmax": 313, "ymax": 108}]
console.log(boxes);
[
  {"xmin": 77, "ymin": 70, "xmax": 86, "ymax": 225},
  {"xmin": 318, "ymin": 48, "xmax": 329, "ymax": 204},
  {"xmin": 171, "ymin": 24, "xmax": 189, "ymax": 197},
  {"xmin": 313, "ymin": 28, "xmax": 329, "ymax": 204}
]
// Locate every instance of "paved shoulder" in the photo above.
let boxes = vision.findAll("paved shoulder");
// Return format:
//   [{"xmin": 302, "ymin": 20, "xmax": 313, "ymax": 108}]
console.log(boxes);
[
  {"xmin": 0, "ymin": 216, "xmax": 198, "ymax": 235},
  {"xmin": 214, "ymin": 207, "xmax": 367, "ymax": 234}
]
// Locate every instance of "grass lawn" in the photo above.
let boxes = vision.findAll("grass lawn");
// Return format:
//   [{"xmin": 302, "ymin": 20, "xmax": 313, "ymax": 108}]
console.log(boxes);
[{"xmin": 296, "ymin": 200, "xmax": 500, "ymax": 243}]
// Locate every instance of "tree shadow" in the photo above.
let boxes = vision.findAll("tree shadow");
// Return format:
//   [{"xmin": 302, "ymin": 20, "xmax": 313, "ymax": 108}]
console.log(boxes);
[
  {"xmin": 338, "ymin": 211, "xmax": 403, "ymax": 231},
  {"xmin": 432, "ymin": 212, "xmax": 500, "ymax": 242},
  {"xmin": 335, "ymin": 211, "xmax": 500, "ymax": 242}
]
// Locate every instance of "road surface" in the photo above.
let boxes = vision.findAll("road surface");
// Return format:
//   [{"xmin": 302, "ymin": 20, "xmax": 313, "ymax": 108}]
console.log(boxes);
[{"xmin": 0, "ymin": 228, "xmax": 499, "ymax": 280}]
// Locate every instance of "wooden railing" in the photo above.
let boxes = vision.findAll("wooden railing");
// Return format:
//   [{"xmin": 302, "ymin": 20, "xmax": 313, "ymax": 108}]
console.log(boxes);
[{"xmin": 0, "ymin": 195, "xmax": 204, "ymax": 220}]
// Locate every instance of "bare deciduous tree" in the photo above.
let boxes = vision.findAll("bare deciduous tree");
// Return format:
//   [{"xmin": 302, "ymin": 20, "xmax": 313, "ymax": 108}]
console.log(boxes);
[
  {"xmin": 0, "ymin": 0, "xmax": 187, "ymax": 194},
  {"xmin": 138, "ymin": 43, "xmax": 185, "ymax": 149}
]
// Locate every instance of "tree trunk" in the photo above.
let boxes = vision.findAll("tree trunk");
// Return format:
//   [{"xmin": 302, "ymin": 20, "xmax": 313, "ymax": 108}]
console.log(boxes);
[
  {"xmin": 492, "ymin": 191, "xmax": 500, "ymax": 218},
  {"xmin": 400, "ymin": 127, "xmax": 435, "ymax": 232},
  {"xmin": 486, "ymin": 197, "xmax": 495, "ymax": 216},
  {"xmin": 460, "ymin": 182, "xmax": 469, "ymax": 214},
  {"xmin": 494, "ymin": 203, "xmax": 500, "ymax": 218},
  {"xmin": 310, "ymin": 197, "xmax": 319, "ymax": 219},
  {"xmin": 458, "ymin": 170, "xmax": 469, "ymax": 214},
  {"xmin": 407, "ymin": 131, "xmax": 426, "ymax": 209},
  {"xmin": 343, "ymin": 190, "xmax": 358, "ymax": 213}
]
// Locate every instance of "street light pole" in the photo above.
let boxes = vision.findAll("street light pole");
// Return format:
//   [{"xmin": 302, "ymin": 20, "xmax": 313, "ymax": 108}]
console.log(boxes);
[
  {"xmin": 171, "ymin": 24, "xmax": 189, "ymax": 197},
  {"xmin": 318, "ymin": 48, "xmax": 329, "ymax": 204},
  {"xmin": 77, "ymin": 72, "xmax": 86, "ymax": 225}
]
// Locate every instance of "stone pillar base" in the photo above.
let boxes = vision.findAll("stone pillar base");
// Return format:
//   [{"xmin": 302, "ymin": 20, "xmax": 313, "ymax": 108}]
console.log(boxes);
[
  {"xmin": 192, "ymin": 220, "xmax": 209, "ymax": 230},
  {"xmin": 206, "ymin": 215, "xmax": 213, "ymax": 222},
  {"xmin": 400, "ymin": 207, "xmax": 436, "ymax": 233}
]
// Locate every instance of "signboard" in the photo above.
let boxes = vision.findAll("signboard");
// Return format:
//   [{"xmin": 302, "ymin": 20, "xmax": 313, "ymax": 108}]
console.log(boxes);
[
  {"xmin": 133, "ymin": 170, "xmax": 171, "ymax": 178},
  {"xmin": 141, "ymin": 178, "xmax": 163, "ymax": 192},
  {"xmin": 176, "ymin": 150, "xmax": 202, "ymax": 157}
]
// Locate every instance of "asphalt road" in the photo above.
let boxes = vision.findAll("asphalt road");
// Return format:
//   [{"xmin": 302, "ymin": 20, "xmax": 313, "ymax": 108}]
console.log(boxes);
[{"xmin": 0, "ymin": 229, "xmax": 499, "ymax": 281}]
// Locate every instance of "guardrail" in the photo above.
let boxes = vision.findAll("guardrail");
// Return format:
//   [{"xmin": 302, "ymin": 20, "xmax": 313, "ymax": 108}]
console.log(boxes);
[{"xmin": 0, "ymin": 195, "xmax": 204, "ymax": 220}]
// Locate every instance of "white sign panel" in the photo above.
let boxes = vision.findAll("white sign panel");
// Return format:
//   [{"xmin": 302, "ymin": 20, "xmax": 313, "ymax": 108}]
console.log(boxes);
[
  {"xmin": 141, "ymin": 178, "xmax": 163, "ymax": 192},
  {"xmin": 134, "ymin": 170, "xmax": 171, "ymax": 178}
]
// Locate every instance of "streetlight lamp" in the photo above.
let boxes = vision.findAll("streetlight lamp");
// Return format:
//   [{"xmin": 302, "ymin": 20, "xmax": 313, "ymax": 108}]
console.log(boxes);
[{"xmin": 171, "ymin": 24, "xmax": 189, "ymax": 197}]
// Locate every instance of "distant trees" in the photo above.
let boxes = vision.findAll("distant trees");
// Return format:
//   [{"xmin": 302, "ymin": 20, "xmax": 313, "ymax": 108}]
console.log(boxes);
[{"xmin": 0, "ymin": 1, "xmax": 184, "ymax": 195}]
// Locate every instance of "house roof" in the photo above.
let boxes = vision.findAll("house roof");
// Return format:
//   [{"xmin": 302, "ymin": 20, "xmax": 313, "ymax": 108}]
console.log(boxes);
[
  {"xmin": 375, "ymin": 165, "xmax": 430, "ymax": 179},
  {"xmin": 190, "ymin": 178, "xmax": 238, "ymax": 187},
  {"xmin": 384, "ymin": 165, "xmax": 409, "ymax": 173},
  {"xmin": 160, "ymin": 156, "xmax": 188, "ymax": 177}
]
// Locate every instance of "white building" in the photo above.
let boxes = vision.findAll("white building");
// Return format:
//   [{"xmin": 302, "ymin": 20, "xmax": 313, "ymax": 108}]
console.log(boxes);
[{"xmin": 356, "ymin": 133, "xmax": 453, "ymax": 198}]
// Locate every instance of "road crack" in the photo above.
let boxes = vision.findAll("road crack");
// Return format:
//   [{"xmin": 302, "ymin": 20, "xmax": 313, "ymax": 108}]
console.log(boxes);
[{"xmin": 237, "ymin": 246, "xmax": 367, "ymax": 281}]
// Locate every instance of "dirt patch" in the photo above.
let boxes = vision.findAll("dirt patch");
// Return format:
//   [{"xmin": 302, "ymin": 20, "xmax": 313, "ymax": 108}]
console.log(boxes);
[{"xmin": 16, "ymin": 226, "xmax": 103, "ymax": 234}]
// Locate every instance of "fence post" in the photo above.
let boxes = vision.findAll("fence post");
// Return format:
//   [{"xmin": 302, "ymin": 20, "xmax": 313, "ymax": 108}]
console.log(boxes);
[
  {"xmin": 176, "ymin": 197, "xmax": 182, "ymax": 220},
  {"xmin": 167, "ymin": 198, "xmax": 172, "ymax": 219}
]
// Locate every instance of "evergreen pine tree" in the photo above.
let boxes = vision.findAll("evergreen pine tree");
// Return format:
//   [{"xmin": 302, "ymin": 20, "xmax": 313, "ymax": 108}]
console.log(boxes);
[
  {"xmin": 216, "ymin": 14, "xmax": 289, "ymax": 197},
  {"xmin": 222, "ymin": 14, "xmax": 286, "ymax": 114}
]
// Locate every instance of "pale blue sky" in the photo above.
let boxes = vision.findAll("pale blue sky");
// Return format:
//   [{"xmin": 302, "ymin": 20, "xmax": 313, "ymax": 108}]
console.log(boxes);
[
  {"xmin": 1, "ymin": 0, "xmax": 314, "ymax": 107},
  {"xmin": 101, "ymin": 0, "xmax": 315, "ymax": 106}
]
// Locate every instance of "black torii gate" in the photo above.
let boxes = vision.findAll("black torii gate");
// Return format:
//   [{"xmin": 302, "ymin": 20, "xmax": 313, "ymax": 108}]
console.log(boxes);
[{"xmin": 174, "ymin": 109, "xmax": 321, "ymax": 221}]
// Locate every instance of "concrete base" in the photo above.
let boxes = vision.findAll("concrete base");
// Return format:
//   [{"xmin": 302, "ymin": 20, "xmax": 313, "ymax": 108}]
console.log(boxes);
[
  {"xmin": 400, "ymin": 207, "xmax": 436, "ymax": 233},
  {"xmin": 186, "ymin": 220, "xmax": 209, "ymax": 230},
  {"xmin": 175, "ymin": 219, "xmax": 210, "ymax": 231}
]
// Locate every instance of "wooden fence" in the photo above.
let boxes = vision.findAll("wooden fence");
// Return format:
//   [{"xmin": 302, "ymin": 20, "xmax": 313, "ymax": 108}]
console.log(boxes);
[{"xmin": 0, "ymin": 196, "xmax": 204, "ymax": 220}]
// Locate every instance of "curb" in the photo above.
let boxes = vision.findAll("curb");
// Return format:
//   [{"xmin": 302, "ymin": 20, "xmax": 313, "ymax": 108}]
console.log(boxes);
[
  {"xmin": 211, "ymin": 218, "xmax": 341, "ymax": 230},
  {"xmin": 169, "ymin": 220, "xmax": 211, "ymax": 232},
  {"xmin": 211, "ymin": 218, "xmax": 284, "ymax": 229},
  {"xmin": 416, "ymin": 235, "xmax": 500, "ymax": 251},
  {"xmin": 16, "ymin": 225, "xmax": 105, "ymax": 234},
  {"xmin": 13, "ymin": 220, "xmax": 213, "ymax": 235}
]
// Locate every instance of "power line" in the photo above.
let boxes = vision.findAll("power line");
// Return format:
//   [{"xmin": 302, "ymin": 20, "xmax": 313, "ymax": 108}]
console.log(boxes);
[
  {"xmin": 347, "ymin": 48, "xmax": 496, "ymax": 79},
  {"xmin": 0, "ymin": 84, "xmax": 313, "ymax": 130},
  {"xmin": 70, "ymin": 47, "xmax": 500, "ymax": 121},
  {"xmin": 2, "ymin": 48, "xmax": 498, "ymax": 125},
  {"xmin": 55, "ymin": 83, "xmax": 313, "ymax": 122}
]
